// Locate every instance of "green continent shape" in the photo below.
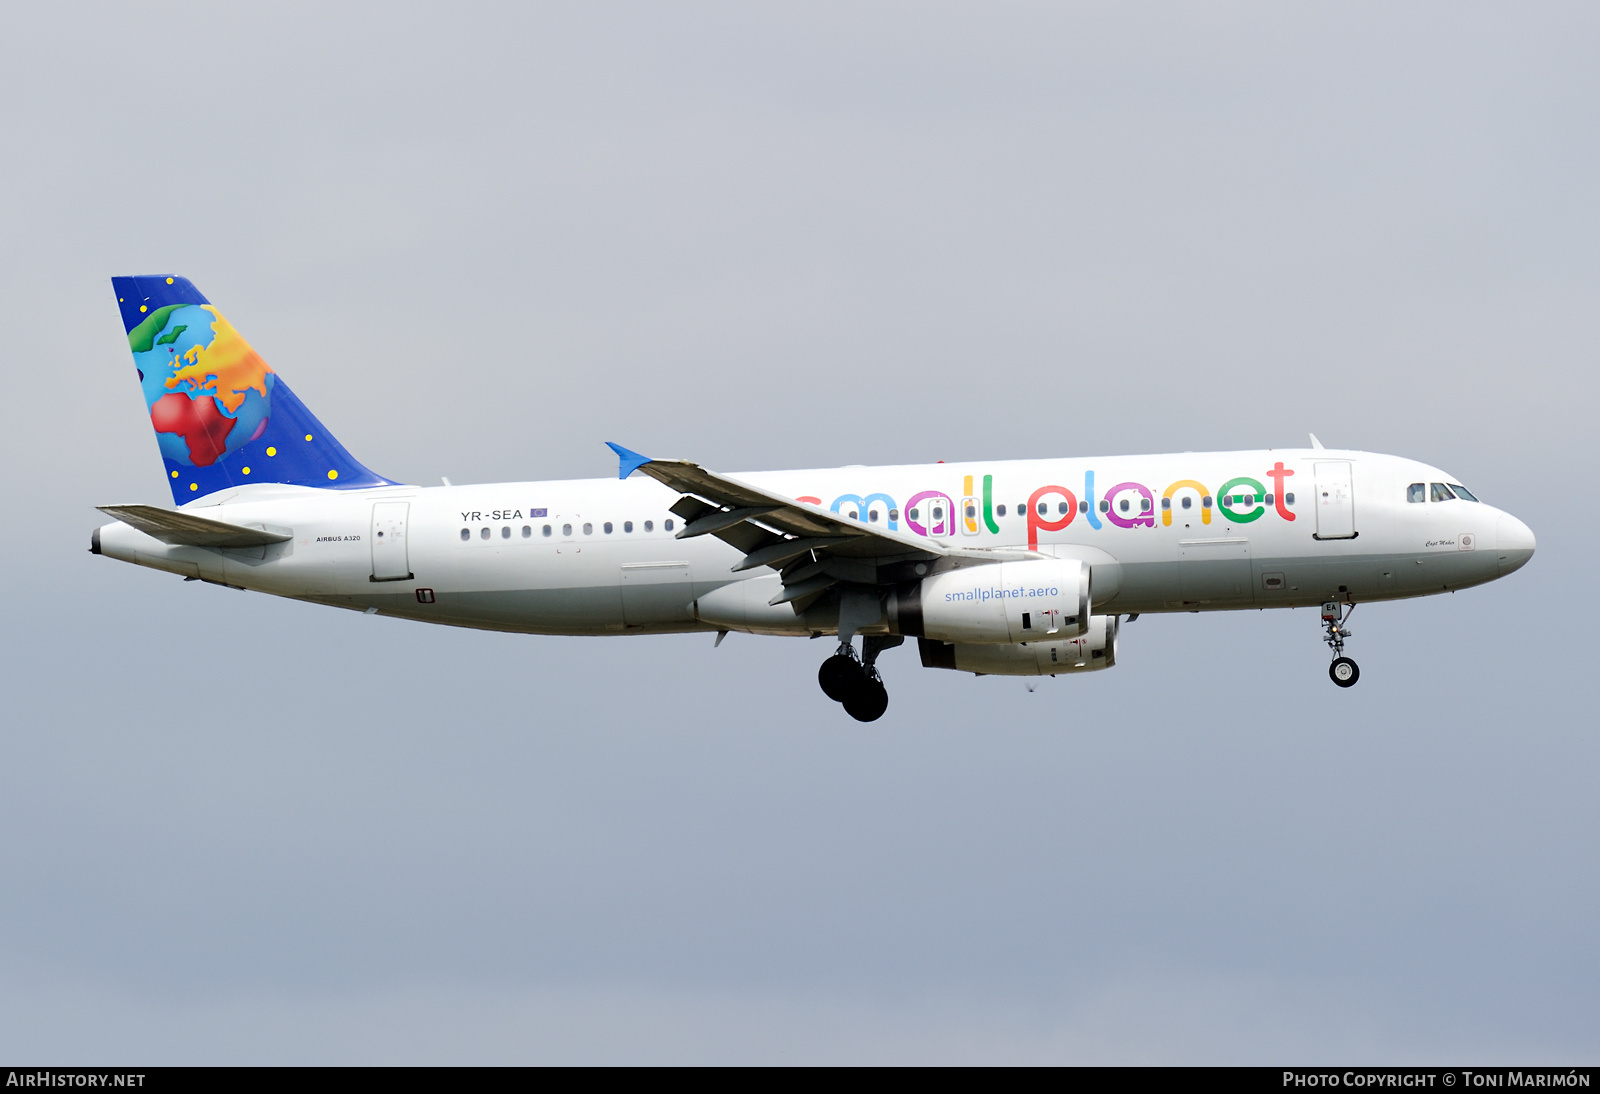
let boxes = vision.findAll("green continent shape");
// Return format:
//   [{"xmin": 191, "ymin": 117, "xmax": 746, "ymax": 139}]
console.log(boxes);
[
  {"xmin": 155, "ymin": 324, "xmax": 188, "ymax": 346},
  {"xmin": 127, "ymin": 304, "xmax": 184, "ymax": 353}
]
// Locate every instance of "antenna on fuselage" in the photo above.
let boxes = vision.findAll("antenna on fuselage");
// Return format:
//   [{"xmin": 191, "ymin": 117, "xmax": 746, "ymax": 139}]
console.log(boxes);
[{"xmin": 1309, "ymin": 433, "xmax": 1326, "ymax": 450}]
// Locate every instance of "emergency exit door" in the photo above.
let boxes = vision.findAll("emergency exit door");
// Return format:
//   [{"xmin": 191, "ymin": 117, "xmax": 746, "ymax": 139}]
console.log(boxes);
[
  {"xmin": 1313, "ymin": 462, "xmax": 1357, "ymax": 540},
  {"xmin": 370, "ymin": 501, "xmax": 413, "ymax": 581}
]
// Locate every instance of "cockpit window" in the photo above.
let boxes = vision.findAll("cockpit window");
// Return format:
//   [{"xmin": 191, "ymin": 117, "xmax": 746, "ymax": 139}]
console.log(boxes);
[
  {"xmin": 1449, "ymin": 484, "xmax": 1479, "ymax": 502},
  {"xmin": 1430, "ymin": 482, "xmax": 1455, "ymax": 502},
  {"xmin": 1407, "ymin": 483, "xmax": 1426, "ymax": 504}
]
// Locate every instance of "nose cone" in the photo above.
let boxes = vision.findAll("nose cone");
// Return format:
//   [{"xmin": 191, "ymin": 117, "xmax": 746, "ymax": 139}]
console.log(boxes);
[{"xmin": 1496, "ymin": 513, "xmax": 1537, "ymax": 576}]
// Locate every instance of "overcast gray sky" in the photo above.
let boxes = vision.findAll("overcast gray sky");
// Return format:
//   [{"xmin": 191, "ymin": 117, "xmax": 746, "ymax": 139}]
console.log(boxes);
[{"xmin": 1, "ymin": 1, "xmax": 1595, "ymax": 1063}]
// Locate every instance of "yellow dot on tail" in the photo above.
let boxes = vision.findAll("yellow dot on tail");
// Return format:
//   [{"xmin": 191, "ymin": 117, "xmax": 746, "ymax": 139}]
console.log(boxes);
[
  {"xmin": 305, "ymin": 434, "xmax": 313, "ymax": 442},
  {"xmin": 266, "ymin": 447, "xmax": 276, "ymax": 456},
  {"xmin": 328, "ymin": 470, "xmax": 338, "ymax": 480},
  {"xmin": 139, "ymin": 306, "xmax": 147, "ymax": 313},
  {"xmin": 166, "ymin": 277, "xmax": 174, "ymax": 284},
  {"xmin": 242, "ymin": 467, "xmax": 251, "ymax": 475},
  {"xmin": 171, "ymin": 470, "xmax": 179, "ymax": 478},
  {"xmin": 190, "ymin": 483, "xmax": 198, "ymax": 491}
]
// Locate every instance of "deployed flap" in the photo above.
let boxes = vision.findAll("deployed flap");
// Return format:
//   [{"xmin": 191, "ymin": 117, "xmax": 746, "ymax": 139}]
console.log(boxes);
[
  {"xmin": 620, "ymin": 451, "xmax": 944, "ymax": 561},
  {"xmin": 607, "ymin": 445, "xmax": 1042, "ymax": 604},
  {"xmin": 97, "ymin": 504, "xmax": 292, "ymax": 548}
]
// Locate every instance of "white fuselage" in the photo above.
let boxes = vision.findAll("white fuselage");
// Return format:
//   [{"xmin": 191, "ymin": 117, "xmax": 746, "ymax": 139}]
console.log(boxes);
[{"xmin": 95, "ymin": 449, "xmax": 1535, "ymax": 637}]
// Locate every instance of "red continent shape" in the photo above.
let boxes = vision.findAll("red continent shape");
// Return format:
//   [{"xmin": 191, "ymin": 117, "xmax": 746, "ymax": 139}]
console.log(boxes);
[{"xmin": 150, "ymin": 392, "xmax": 237, "ymax": 467}]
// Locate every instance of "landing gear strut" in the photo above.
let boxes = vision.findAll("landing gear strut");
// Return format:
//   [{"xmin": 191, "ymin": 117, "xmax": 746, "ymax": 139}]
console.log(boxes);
[
  {"xmin": 818, "ymin": 635, "xmax": 901, "ymax": 721},
  {"xmin": 1321, "ymin": 601, "xmax": 1359, "ymax": 688}
]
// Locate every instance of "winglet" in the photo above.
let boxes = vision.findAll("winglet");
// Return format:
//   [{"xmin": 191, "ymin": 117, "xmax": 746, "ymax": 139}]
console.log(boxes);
[
  {"xmin": 606, "ymin": 442, "xmax": 653, "ymax": 480},
  {"xmin": 1309, "ymin": 433, "xmax": 1325, "ymax": 450}
]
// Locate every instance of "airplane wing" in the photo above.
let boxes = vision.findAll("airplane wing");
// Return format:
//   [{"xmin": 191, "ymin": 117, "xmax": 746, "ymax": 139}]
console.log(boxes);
[
  {"xmin": 96, "ymin": 504, "xmax": 293, "ymax": 548},
  {"xmin": 607, "ymin": 443, "xmax": 1036, "ymax": 607}
]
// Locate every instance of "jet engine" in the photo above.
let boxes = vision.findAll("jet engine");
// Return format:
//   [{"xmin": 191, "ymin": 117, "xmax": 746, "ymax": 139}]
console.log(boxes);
[
  {"xmin": 918, "ymin": 613, "xmax": 1120, "ymax": 676},
  {"xmin": 887, "ymin": 559, "xmax": 1089, "ymax": 643}
]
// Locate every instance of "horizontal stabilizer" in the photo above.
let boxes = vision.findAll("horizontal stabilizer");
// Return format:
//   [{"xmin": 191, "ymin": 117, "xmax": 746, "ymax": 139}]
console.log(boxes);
[{"xmin": 96, "ymin": 504, "xmax": 292, "ymax": 548}]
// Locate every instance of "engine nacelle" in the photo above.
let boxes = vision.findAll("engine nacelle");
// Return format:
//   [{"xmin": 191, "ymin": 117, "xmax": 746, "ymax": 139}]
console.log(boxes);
[
  {"xmin": 888, "ymin": 558, "xmax": 1088, "ymax": 643},
  {"xmin": 918, "ymin": 614, "xmax": 1119, "ymax": 676}
]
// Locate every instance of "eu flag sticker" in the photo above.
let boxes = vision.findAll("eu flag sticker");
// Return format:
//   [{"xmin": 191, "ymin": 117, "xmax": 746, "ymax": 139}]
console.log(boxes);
[{"xmin": 532, "ymin": 508, "xmax": 548, "ymax": 518}]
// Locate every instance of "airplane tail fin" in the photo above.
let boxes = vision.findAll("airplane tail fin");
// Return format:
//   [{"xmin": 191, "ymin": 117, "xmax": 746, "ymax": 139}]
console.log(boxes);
[{"xmin": 112, "ymin": 275, "xmax": 396, "ymax": 504}]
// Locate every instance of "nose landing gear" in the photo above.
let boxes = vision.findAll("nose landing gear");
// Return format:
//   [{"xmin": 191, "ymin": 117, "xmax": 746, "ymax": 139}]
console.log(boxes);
[
  {"xmin": 1321, "ymin": 601, "xmax": 1359, "ymax": 688},
  {"xmin": 818, "ymin": 635, "xmax": 901, "ymax": 721}
]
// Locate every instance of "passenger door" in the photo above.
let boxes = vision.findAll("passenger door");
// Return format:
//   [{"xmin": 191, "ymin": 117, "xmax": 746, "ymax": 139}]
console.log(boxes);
[
  {"xmin": 370, "ymin": 501, "xmax": 412, "ymax": 581},
  {"xmin": 1314, "ymin": 461, "xmax": 1357, "ymax": 539}
]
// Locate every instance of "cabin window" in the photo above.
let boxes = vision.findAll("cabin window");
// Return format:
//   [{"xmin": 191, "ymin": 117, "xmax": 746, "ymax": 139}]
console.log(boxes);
[
  {"xmin": 1264, "ymin": 494, "xmax": 1273, "ymax": 505},
  {"xmin": 664, "ymin": 519, "xmax": 674, "ymax": 531},
  {"xmin": 872, "ymin": 509, "xmax": 883, "ymax": 522},
  {"xmin": 562, "ymin": 523, "xmax": 572, "ymax": 537},
  {"xmin": 480, "ymin": 527, "xmax": 490, "ymax": 540},
  {"xmin": 583, "ymin": 523, "xmax": 593, "ymax": 535},
  {"xmin": 1181, "ymin": 496, "xmax": 1192, "ymax": 509},
  {"xmin": 909, "ymin": 507, "xmax": 919, "ymax": 520},
  {"xmin": 1057, "ymin": 502, "xmax": 1069, "ymax": 515},
  {"xmin": 962, "ymin": 505, "xmax": 973, "ymax": 520},
  {"xmin": 542, "ymin": 524, "xmax": 552, "ymax": 537},
  {"xmin": 460, "ymin": 528, "xmax": 470, "ymax": 541},
  {"xmin": 1078, "ymin": 500, "xmax": 1088, "ymax": 513},
  {"xmin": 996, "ymin": 504, "xmax": 1006, "ymax": 517},
  {"xmin": 1201, "ymin": 496, "xmax": 1212, "ymax": 508},
  {"xmin": 1430, "ymin": 482, "xmax": 1455, "ymax": 502},
  {"xmin": 1162, "ymin": 497, "xmax": 1171, "ymax": 510},
  {"xmin": 1285, "ymin": 492, "xmax": 1295, "ymax": 505},
  {"xmin": 1036, "ymin": 502, "xmax": 1047, "ymax": 516},
  {"xmin": 1141, "ymin": 498, "xmax": 1152, "ymax": 512},
  {"xmin": 1099, "ymin": 500, "xmax": 1109, "ymax": 513},
  {"xmin": 603, "ymin": 522, "xmax": 613, "ymax": 534},
  {"xmin": 889, "ymin": 509, "xmax": 899, "ymax": 521},
  {"xmin": 521, "ymin": 525, "xmax": 531, "ymax": 537},
  {"xmin": 1450, "ymin": 484, "xmax": 1479, "ymax": 502},
  {"xmin": 644, "ymin": 520, "xmax": 654, "ymax": 532},
  {"xmin": 624, "ymin": 521, "xmax": 634, "ymax": 532},
  {"xmin": 1119, "ymin": 498, "xmax": 1129, "ymax": 513},
  {"xmin": 501, "ymin": 526, "xmax": 510, "ymax": 539}
]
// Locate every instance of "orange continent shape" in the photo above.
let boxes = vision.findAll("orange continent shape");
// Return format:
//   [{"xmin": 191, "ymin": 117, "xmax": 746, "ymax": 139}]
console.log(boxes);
[{"xmin": 164, "ymin": 305, "xmax": 274, "ymax": 414}]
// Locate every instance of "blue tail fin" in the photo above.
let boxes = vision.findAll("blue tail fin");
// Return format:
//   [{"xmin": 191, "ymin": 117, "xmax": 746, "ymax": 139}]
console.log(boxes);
[{"xmin": 113, "ymin": 275, "xmax": 397, "ymax": 503}]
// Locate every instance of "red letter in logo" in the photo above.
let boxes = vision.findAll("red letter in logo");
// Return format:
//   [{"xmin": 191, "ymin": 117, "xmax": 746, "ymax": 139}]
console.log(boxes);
[
  {"xmin": 1026, "ymin": 485, "xmax": 1077, "ymax": 550},
  {"xmin": 1267, "ymin": 461, "xmax": 1295, "ymax": 521}
]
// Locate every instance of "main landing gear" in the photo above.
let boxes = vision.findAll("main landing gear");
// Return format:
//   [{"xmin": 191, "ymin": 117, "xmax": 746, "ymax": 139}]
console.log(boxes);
[
  {"xmin": 819, "ymin": 635, "xmax": 902, "ymax": 722},
  {"xmin": 1321, "ymin": 601, "xmax": 1359, "ymax": 688}
]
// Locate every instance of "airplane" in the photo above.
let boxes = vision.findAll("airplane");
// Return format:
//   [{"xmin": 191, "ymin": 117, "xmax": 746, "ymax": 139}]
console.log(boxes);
[{"xmin": 93, "ymin": 275, "xmax": 1537, "ymax": 721}]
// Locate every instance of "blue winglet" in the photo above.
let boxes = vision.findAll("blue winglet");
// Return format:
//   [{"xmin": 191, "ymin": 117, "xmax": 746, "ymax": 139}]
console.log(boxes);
[{"xmin": 606, "ymin": 441, "xmax": 653, "ymax": 480}]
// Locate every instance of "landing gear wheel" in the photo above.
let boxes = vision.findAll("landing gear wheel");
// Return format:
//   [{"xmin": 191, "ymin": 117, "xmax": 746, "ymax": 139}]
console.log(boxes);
[
  {"xmin": 842, "ymin": 675, "xmax": 889, "ymax": 722},
  {"xmin": 818, "ymin": 653, "xmax": 864, "ymax": 701},
  {"xmin": 1329, "ymin": 657, "xmax": 1360, "ymax": 688}
]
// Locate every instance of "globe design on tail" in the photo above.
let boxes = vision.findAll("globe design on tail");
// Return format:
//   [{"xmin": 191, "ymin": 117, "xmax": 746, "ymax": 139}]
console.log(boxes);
[{"xmin": 129, "ymin": 303, "xmax": 274, "ymax": 468}]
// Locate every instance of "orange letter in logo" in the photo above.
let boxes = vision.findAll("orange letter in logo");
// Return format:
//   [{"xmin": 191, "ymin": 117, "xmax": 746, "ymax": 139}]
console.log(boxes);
[{"xmin": 1161, "ymin": 480, "xmax": 1211, "ymax": 526}]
